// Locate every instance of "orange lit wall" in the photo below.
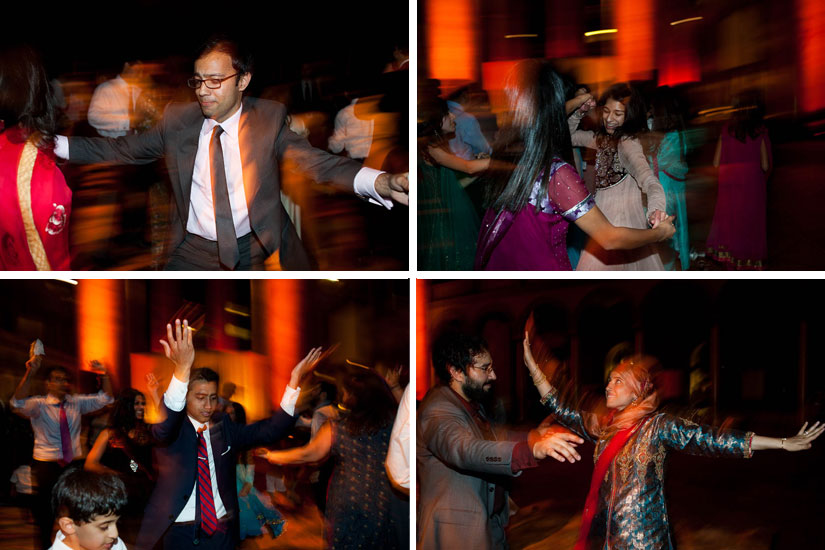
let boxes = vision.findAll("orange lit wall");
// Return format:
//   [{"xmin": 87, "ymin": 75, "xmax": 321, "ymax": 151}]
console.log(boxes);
[
  {"xmin": 256, "ymin": 280, "xmax": 303, "ymax": 408},
  {"xmin": 416, "ymin": 279, "xmax": 430, "ymax": 400},
  {"xmin": 77, "ymin": 280, "xmax": 122, "ymax": 390},
  {"xmin": 426, "ymin": 0, "xmax": 477, "ymax": 81},
  {"xmin": 799, "ymin": 0, "xmax": 825, "ymax": 112},
  {"xmin": 616, "ymin": 0, "xmax": 655, "ymax": 82}
]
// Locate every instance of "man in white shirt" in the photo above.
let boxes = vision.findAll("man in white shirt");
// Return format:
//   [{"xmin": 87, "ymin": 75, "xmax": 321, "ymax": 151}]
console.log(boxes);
[
  {"xmin": 55, "ymin": 36, "xmax": 408, "ymax": 270},
  {"xmin": 135, "ymin": 319, "xmax": 322, "ymax": 550},
  {"xmin": 87, "ymin": 61, "xmax": 146, "ymax": 138},
  {"xmin": 12, "ymin": 355, "xmax": 113, "ymax": 550}
]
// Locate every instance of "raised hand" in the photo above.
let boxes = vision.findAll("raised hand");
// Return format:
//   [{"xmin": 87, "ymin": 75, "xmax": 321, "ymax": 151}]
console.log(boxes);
[
  {"xmin": 288, "ymin": 347, "xmax": 325, "ymax": 389},
  {"xmin": 145, "ymin": 372, "xmax": 159, "ymax": 394},
  {"xmin": 159, "ymin": 319, "xmax": 194, "ymax": 380},
  {"xmin": 25, "ymin": 354, "xmax": 43, "ymax": 373},
  {"xmin": 523, "ymin": 331, "xmax": 539, "ymax": 373},
  {"xmin": 532, "ymin": 429, "xmax": 584, "ymax": 463},
  {"xmin": 783, "ymin": 421, "xmax": 825, "ymax": 451}
]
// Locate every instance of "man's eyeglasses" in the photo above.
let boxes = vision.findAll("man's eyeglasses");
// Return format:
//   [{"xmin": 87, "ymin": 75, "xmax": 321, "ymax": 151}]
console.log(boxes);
[
  {"xmin": 469, "ymin": 365, "xmax": 494, "ymax": 375},
  {"xmin": 187, "ymin": 74, "xmax": 239, "ymax": 89}
]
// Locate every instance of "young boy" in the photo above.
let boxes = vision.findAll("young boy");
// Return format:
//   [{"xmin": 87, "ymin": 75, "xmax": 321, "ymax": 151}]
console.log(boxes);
[{"xmin": 49, "ymin": 468, "xmax": 128, "ymax": 550}]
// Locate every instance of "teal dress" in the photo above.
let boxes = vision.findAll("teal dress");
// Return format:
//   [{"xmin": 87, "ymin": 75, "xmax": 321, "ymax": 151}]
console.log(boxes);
[
  {"xmin": 418, "ymin": 159, "xmax": 480, "ymax": 270},
  {"xmin": 650, "ymin": 131, "xmax": 690, "ymax": 270}
]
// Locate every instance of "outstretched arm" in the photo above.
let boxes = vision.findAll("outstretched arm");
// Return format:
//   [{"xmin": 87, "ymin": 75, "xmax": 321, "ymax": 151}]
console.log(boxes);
[
  {"xmin": 428, "ymin": 146, "xmax": 490, "ymax": 174},
  {"xmin": 575, "ymin": 206, "xmax": 675, "ymax": 251},
  {"xmin": 752, "ymin": 421, "xmax": 824, "ymax": 452},
  {"xmin": 259, "ymin": 421, "xmax": 333, "ymax": 465}
]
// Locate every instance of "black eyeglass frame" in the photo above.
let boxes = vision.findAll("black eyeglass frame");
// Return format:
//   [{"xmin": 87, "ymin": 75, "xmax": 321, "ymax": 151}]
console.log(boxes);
[{"xmin": 187, "ymin": 73, "xmax": 240, "ymax": 89}]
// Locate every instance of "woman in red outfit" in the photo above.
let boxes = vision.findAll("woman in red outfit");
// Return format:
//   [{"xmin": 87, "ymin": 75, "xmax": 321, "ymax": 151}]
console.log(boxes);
[{"xmin": 0, "ymin": 45, "xmax": 71, "ymax": 270}]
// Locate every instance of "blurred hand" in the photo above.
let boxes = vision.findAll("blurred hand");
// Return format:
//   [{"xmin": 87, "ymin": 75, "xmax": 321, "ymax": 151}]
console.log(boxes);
[
  {"xmin": 26, "ymin": 355, "xmax": 43, "ymax": 373},
  {"xmin": 289, "ymin": 347, "xmax": 325, "ymax": 389},
  {"xmin": 375, "ymin": 172, "xmax": 409, "ymax": 206},
  {"xmin": 89, "ymin": 360, "xmax": 107, "ymax": 374},
  {"xmin": 648, "ymin": 209, "xmax": 668, "ymax": 227},
  {"xmin": 145, "ymin": 373, "xmax": 159, "ymax": 394},
  {"xmin": 653, "ymin": 215, "xmax": 677, "ymax": 241},
  {"xmin": 159, "ymin": 319, "xmax": 194, "ymax": 378},
  {"xmin": 523, "ymin": 331, "xmax": 539, "ymax": 373}
]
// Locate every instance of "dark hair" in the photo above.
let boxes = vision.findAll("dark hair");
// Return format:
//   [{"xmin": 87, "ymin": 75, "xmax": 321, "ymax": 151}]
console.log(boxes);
[
  {"xmin": 109, "ymin": 388, "xmax": 145, "ymax": 433},
  {"xmin": 417, "ymin": 96, "xmax": 451, "ymax": 163},
  {"xmin": 432, "ymin": 332, "xmax": 489, "ymax": 384},
  {"xmin": 195, "ymin": 34, "xmax": 254, "ymax": 84},
  {"xmin": 728, "ymin": 89, "xmax": 765, "ymax": 143},
  {"xmin": 596, "ymin": 82, "xmax": 649, "ymax": 143},
  {"xmin": 45, "ymin": 366, "xmax": 69, "ymax": 382},
  {"xmin": 52, "ymin": 467, "xmax": 127, "ymax": 524},
  {"xmin": 0, "ymin": 45, "xmax": 59, "ymax": 150},
  {"xmin": 338, "ymin": 370, "xmax": 397, "ymax": 435},
  {"xmin": 482, "ymin": 59, "xmax": 573, "ymax": 213},
  {"xmin": 189, "ymin": 367, "xmax": 219, "ymax": 390}
]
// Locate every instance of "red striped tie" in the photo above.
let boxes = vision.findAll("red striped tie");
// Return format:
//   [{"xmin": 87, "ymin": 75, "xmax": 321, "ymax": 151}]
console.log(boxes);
[{"xmin": 197, "ymin": 428, "xmax": 218, "ymax": 535}]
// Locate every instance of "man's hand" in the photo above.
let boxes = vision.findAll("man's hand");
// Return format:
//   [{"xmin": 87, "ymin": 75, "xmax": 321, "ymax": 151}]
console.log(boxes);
[
  {"xmin": 532, "ymin": 429, "xmax": 584, "ymax": 463},
  {"xmin": 375, "ymin": 172, "xmax": 409, "ymax": 206},
  {"xmin": 288, "ymin": 347, "xmax": 325, "ymax": 389},
  {"xmin": 159, "ymin": 319, "xmax": 194, "ymax": 381},
  {"xmin": 25, "ymin": 355, "xmax": 43, "ymax": 373}
]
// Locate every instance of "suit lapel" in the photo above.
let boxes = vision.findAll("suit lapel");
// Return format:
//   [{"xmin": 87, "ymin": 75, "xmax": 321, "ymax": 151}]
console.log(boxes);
[
  {"xmin": 239, "ymin": 98, "xmax": 263, "ymax": 211},
  {"xmin": 176, "ymin": 109, "xmax": 204, "ymax": 224}
]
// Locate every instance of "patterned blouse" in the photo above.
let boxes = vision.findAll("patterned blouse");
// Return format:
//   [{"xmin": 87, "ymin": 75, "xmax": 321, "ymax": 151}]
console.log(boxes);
[{"xmin": 541, "ymin": 387, "xmax": 754, "ymax": 550}]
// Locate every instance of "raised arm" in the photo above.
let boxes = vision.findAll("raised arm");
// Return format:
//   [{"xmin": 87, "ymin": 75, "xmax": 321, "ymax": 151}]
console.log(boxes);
[
  {"xmin": 13, "ymin": 355, "xmax": 42, "ymax": 401},
  {"xmin": 568, "ymin": 110, "xmax": 597, "ymax": 150},
  {"xmin": 159, "ymin": 319, "xmax": 195, "ymax": 384},
  {"xmin": 259, "ymin": 421, "xmax": 333, "ymax": 465}
]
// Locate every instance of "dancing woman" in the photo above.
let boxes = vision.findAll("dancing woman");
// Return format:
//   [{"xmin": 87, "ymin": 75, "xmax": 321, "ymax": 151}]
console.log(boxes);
[
  {"xmin": 0, "ymin": 45, "xmax": 72, "ymax": 270},
  {"xmin": 418, "ymin": 96, "xmax": 488, "ymax": 270},
  {"xmin": 522, "ymin": 332, "xmax": 824, "ymax": 550},
  {"xmin": 475, "ymin": 59, "xmax": 674, "ymax": 270},
  {"xmin": 568, "ymin": 83, "xmax": 668, "ymax": 270}
]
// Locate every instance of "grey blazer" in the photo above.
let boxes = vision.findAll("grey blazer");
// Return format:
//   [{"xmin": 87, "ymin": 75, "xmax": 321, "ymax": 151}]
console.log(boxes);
[
  {"xmin": 417, "ymin": 385, "xmax": 521, "ymax": 550},
  {"xmin": 68, "ymin": 97, "xmax": 361, "ymax": 268}
]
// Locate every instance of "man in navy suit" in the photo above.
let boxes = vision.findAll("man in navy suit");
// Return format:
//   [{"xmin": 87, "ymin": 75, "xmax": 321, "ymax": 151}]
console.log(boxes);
[{"xmin": 136, "ymin": 319, "xmax": 323, "ymax": 550}]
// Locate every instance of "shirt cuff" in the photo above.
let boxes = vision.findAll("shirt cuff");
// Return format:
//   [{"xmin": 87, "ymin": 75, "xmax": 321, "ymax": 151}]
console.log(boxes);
[
  {"xmin": 163, "ymin": 375, "xmax": 188, "ymax": 412},
  {"xmin": 511, "ymin": 440, "xmax": 539, "ymax": 473},
  {"xmin": 55, "ymin": 136, "xmax": 70, "ymax": 160},
  {"xmin": 280, "ymin": 385, "xmax": 300, "ymax": 417},
  {"xmin": 353, "ymin": 167, "xmax": 393, "ymax": 210}
]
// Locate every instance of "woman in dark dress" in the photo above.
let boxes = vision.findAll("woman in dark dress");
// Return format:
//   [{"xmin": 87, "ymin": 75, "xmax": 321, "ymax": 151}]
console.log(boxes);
[
  {"xmin": 260, "ymin": 370, "xmax": 401, "ymax": 550},
  {"xmin": 85, "ymin": 388, "xmax": 156, "ymax": 546}
]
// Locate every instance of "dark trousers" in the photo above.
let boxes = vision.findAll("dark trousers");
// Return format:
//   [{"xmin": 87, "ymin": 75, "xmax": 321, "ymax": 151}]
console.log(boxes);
[
  {"xmin": 163, "ymin": 521, "xmax": 234, "ymax": 550},
  {"xmin": 164, "ymin": 232, "xmax": 269, "ymax": 271},
  {"xmin": 32, "ymin": 460, "xmax": 72, "ymax": 550}
]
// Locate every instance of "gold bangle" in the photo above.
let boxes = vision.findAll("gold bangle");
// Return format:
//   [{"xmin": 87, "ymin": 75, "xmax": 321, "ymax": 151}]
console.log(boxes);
[{"xmin": 531, "ymin": 371, "xmax": 547, "ymax": 387}]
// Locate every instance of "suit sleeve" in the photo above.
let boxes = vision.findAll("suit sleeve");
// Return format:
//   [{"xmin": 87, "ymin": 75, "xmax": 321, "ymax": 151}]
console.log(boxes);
[
  {"xmin": 233, "ymin": 408, "xmax": 297, "ymax": 450},
  {"xmin": 68, "ymin": 111, "xmax": 166, "ymax": 166},
  {"xmin": 149, "ymin": 399, "xmax": 186, "ymax": 444},
  {"xmin": 419, "ymin": 400, "xmax": 520, "ymax": 476},
  {"xmin": 274, "ymin": 117, "xmax": 361, "ymax": 192}
]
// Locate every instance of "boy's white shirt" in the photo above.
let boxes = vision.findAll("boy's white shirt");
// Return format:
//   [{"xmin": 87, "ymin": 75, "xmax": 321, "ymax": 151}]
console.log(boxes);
[{"xmin": 49, "ymin": 529, "xmax": 127, "ymax": 550}]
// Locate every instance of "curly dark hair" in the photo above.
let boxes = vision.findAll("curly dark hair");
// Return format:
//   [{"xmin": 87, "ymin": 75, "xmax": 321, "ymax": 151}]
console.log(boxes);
[
  {"xmin": 596, "ymin": 82, "xmax": 650, "ymax": 144},
  {"xmin": 0, "ymin": 45, "xmax": 59, "ymax": 151},
  {"xmin": 338, "ymin": 370, "xmax": 397, "ymax": 435},
  {"xmin": 432, "ymin": 332, "xmax": 489, "ymax": 384},
  {"xmin": 109, "ymin": 388, "xmax": 146, "ymax": 433}
]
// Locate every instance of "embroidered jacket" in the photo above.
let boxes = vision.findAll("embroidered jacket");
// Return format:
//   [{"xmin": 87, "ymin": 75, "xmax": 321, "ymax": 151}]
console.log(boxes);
[{"xmin": 541, "ymin": 387, "xmax": 754, "ymax": 550}]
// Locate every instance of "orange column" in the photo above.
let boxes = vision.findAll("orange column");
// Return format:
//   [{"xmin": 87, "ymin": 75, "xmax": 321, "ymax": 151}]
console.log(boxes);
[
  {"xmin": 615, "ymin": 0, "xmax": 655, "ymax": 82},
  {"xmin": 426, "ymin": 0, "xmax": 477, "ymax": 82},
  {"xmin": 254, "ymin": 280, "xmax": 303, "ymax": 408},
  {"xmin": 416, "ymin": 279, "xmax": 431, "ymax": 400},
  {"xmin": 799, "ymin": 0, "xmax": 825, "ymax": 112},
  {"xmin": 76, "ymin": 279, "xmax": 123, "ymax": 390}
]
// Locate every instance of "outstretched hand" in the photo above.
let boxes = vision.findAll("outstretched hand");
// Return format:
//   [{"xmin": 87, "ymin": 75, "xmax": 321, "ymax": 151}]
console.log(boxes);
[
  {"xmin": 159, "ymin": 319, "xmax": 194, "ymax": 380},
  {"xmin": 523, "ymin": 331, "xmax": 539, "ymax": 373},
  {"xmin": 289, "ymin": 346, "xmax": 327, "ymax": 389},
  {"xmin": 783, "ymin": 421, "xmax": 825, "ymax": 451},
  {"xmin": 533, "ymin": 429, "xmax": 584, "ymax": 463}
]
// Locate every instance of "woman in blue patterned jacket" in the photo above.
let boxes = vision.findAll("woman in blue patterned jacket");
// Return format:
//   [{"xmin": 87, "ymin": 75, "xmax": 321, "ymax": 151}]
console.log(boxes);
[{"xmin": 522, "ymin": 331, "xmax": 824, "ymax": 550}]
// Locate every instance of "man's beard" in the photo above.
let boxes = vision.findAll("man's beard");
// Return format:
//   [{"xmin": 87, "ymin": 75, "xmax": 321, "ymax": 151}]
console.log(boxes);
[{"xmin": 462, "ymin": 377, "xmax": 493, "ymax": 406}]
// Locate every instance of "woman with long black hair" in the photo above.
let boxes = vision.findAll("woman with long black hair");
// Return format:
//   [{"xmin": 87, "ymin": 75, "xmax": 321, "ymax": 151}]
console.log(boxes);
[{"xmin": 475, "ymin": 59, "xmax": 674, "ymax": 270}]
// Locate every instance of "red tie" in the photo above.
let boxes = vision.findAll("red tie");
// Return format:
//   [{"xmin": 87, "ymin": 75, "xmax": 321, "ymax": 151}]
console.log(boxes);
[
  {"xmin": 58, "ymin": 402, "xmax": 73, "ymax": 467},
  {"xmin": 197, "ymin": 428, "xmax": 218, "ymax": 535}
]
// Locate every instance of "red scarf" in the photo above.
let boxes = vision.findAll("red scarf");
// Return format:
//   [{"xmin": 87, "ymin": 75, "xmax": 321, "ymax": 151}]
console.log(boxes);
[{"xmin": 574, "ymin": 417, "xmax": 646, "ymax": 550}]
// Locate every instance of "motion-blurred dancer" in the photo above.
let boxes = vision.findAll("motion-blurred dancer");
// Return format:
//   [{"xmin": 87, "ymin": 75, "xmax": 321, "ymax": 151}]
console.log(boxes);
[{"xmin": 54, "ymin": 36, "xmax": 408, "ymax": 271}]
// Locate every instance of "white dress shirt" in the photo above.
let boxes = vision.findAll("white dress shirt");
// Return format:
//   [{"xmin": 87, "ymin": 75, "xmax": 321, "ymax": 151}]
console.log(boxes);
[
  {"xmin": 328, "ymin": 99, "xmax": 374, "ymax": 160},
  {"xmin": 49, "ymin": 529, "xmax": 127, "ymax": 550},
  {"xmin": 386, "ymin": 384, "xmax": 410, "ymax": 489},
  {"xmin": 162, "ymin": 375, "xmax": 300, "ymax": 523},
  {"xmin": 11, "ymin": 391, "xmax": 114, "ymax": 461}
]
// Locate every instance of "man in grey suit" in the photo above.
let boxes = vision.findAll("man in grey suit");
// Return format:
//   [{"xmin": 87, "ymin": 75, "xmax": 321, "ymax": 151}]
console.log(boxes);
[
  {"xmin": 417, "ymin": 333, "xmax": 584, "ymax": 550},
  {"xmin": 55, "ymin": 35, "xmax": 408, "ymax": 270}
]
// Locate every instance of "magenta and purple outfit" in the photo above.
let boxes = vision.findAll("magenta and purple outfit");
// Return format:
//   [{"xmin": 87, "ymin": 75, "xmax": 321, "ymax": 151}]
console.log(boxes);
[
  {"xmin": 706, "ymin": 125, "xmax": 772, "ymax": 270},
  {"xmin": 476, "ymin": 160, "xmax": 595, "ymax": 270}
]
